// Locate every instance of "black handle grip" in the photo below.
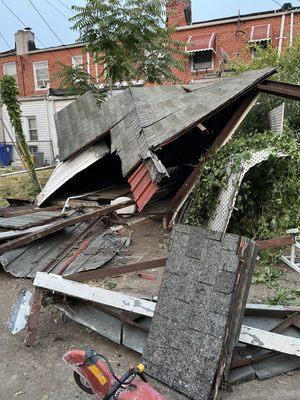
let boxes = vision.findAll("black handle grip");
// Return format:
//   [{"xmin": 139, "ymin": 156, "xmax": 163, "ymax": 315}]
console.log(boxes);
[{"xmin": 138, "ymin": 371, "xmax": 148, "ymax": 383}]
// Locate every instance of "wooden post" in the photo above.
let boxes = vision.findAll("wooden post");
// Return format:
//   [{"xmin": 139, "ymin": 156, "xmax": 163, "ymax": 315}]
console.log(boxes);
[{"xmin": 25, "ymin": 288, "xmax": 43, "ymax": 347}]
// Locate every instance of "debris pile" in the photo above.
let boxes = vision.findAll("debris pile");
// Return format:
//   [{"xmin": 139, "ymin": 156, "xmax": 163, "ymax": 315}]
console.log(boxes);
[{"xmin": 2, "ymin": 67, "xmax": 300, "ymax": 399}]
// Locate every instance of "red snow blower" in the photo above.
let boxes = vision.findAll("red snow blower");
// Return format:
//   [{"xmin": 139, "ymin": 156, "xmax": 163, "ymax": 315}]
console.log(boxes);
[{"xmin": 64, "ymin": 349, "xmax": 166, "ymax": 400}]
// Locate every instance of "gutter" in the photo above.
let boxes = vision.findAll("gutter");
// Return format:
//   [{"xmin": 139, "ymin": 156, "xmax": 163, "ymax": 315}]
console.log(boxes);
[{"xmin": 177, "ymin": 9, "xmax": 300, "ymax": 31}]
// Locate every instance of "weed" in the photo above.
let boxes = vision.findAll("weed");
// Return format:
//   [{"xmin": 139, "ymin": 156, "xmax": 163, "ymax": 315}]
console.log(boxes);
[
  {"xmin": 266, "ymin": 287, "xmax": 300, "ymax": 306},
  {"xmin": 252, "ymin": 265, "xmax": 284, "ymax": 287}
]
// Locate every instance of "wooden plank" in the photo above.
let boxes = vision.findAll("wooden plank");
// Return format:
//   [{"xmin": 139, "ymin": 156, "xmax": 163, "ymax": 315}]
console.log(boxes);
[
  {"xmin": 239, "ymin": 325, "xmax": 300, "ymax": 357},
  {"xmin": 34, "ymin": 272, "xmax": 156, "ymax": 317},
  {"xmin": 25, "ymin": 288, "xmax": 43, "ymax": 347},
  {"xmin": 0, "ymin": 200, "xmax": 135, "ymax": 255},
  {"xmin": 270, "ymin": 312, "xmax": 300, "ymax": 333},
  {"xmin": 257, "ymin": 80, "xmax": 300, "ymax": 101},
  {"xmin": 257, "ymin": 236, "xmax": 294, "ymax": 250},
  {"xmin": 245, "ymin": 303, "xmax": 300, "ymax": 317},
  {"xmin": 65, "ymin": 257, "xmax": 167, "ymax": 282},
  {"xmin": 168, "ymin": 93, "xmax": 258, "ymax": 227}
]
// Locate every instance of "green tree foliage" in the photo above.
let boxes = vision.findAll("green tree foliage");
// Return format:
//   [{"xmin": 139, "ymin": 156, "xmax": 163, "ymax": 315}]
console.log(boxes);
[
  {"xmin": 185, "ymin": 132, "xmax": 300, "ymax": 240},
  {"xmin": 230, "ymin": 40, "xmax": 300, "ymax": 136},
  {"xmin": 186, "ymin": 41, "xmax": 300, "ymax": 243},
  {"xmin": 0, "ymin": 76, "xmax": 41, "ymax": 193},
  {"xmin": 58, "ymin": 0, "xmax": 183, "ymax": 100}
]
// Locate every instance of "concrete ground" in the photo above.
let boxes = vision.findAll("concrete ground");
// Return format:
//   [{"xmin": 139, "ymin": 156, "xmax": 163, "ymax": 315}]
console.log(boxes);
[{"xmin": 1, "ymin": 270, "xmax": 300, "ymax": 400}]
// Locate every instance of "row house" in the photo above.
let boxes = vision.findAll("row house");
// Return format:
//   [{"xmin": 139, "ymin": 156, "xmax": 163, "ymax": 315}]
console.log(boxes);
[
  {"xmin": 167, "ymin": 1, "xmax": 300, "ymax": 83},
  {"xmin": 0, "ymin": 29, "xmax": 104, "ymax": 165}
]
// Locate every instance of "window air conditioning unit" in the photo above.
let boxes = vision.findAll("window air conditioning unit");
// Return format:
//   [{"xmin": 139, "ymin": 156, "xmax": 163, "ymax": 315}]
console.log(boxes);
[{"xmin": 40, "ymin": 80, "xmax": 50, "ymax": 89}]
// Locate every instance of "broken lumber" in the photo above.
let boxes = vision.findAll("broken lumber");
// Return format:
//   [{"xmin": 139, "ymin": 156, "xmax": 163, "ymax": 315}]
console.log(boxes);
[
  {"xmin": 66, "ymin": 257, "xmax": 167, "ymax": 282},
  {"xmin": 0, "ymin": 200, "xmax": 135, "ymax": 255},
  {"xmin": 257, "ymin": 236, "xmax": 295, "ymax": 250},
  {"xmin": 34, "ymin": 272, "xmax": 156, "ymax": 317},
  {"xmin": 25, "ymin": 288, "xmax": 44, "ymax": 347},
  {"xmin": 239, "ymin": 325, "xmax": 300, "ymax": 357},
  {"xmin": 245, "ymin": 303, "xmax": 300, "ymax": 317}
]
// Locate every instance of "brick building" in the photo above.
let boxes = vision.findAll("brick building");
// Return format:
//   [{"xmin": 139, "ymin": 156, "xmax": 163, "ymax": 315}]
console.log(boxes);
[
  {"xmin": 167, "ymin": 1, "xmax": 300, "ymax": 83},
  {"xmin": 0, "ymin": 29, "xmax": 103, "ymax": 165}
]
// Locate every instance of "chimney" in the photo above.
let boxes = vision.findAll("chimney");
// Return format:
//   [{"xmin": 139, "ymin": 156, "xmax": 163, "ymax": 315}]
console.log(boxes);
[
  {"xmin": 167, "ymin": 0, "xmax": 192, "ymax": 28},
  {"xmin": 15, "ymin": 28, "xmax": 36, "ymax": 55}
]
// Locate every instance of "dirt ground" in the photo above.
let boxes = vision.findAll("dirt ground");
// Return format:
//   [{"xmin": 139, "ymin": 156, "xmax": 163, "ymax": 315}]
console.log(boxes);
[
  {"xmin": 0, "ymin": 219, "xmax": 300, "ymax": 399},
  {"xmin": 0, "ymin": 270, "xmax": 300, "ymax": 400}
]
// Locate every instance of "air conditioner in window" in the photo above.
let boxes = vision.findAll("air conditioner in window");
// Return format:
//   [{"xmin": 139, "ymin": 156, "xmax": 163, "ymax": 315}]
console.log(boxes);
[{"xmin": 40, "ymin": 80, "xmax": 50, "ymax": 89}]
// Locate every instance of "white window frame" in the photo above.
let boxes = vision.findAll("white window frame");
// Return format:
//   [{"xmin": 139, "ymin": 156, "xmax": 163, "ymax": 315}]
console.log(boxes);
[
  {"xmin": 3, "ymin": 61, "xmax": 18, "ymax": 83},
  {"xmin": 191, "ymin": 50, "xmax": 214, "ymax": 73},
  {"xmin": 26, "ymin": 116, "xmax": 38, "ymax": 141},
  {"xmin": 33, "ymin": 61, "xmax": 50, "ymax": 91},
  {"xmin": 72, "ymin": 55, "xmax": 83, "ymax": 68}
]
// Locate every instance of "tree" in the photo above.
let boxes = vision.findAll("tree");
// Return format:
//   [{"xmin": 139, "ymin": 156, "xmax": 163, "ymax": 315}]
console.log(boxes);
[
  {"xmin": 0, "ymin": 76, "xmax": 41, "ymax": 193},
  {"xmin": 229, "ymin": 40, "xmax": 300, "ymax": 136},
  {"xmin": 58, "ymin": 0, "xmax": 183, "ymax": 100}
]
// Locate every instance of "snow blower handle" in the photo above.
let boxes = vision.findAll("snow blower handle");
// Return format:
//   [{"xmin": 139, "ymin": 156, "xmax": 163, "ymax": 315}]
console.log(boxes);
[{"xmin": 103, "ymin": 363, "xmax": 147, "ymax": 400}]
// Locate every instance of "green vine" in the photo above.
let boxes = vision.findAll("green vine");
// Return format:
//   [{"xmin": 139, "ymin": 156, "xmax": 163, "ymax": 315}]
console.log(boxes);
[
  {"xmin": 185, "ymin": 132, "xmax": 300, "ymax": 240},
  {"xmin": 0, "ymin": 76, "xmax": 41, "ymax": 193}
]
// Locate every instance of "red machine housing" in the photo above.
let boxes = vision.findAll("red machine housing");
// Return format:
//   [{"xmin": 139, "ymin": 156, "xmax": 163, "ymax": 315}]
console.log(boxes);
[{"xmin": 64, "ymin": 349, "xmax": 166, "ymax": 400}]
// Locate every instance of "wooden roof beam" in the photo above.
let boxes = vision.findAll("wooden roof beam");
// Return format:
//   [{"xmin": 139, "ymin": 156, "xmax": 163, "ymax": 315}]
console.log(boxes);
[{"xmin": 258, "ymin": 80, "xmax": 300, "ymax": 101}]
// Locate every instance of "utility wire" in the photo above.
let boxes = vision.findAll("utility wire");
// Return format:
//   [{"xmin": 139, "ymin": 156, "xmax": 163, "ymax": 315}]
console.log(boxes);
[
  {"xmin": 53, "ymin": 0, "xmax": 76, "ymax": 14},
  {"xmin": 41, "ymin": 0, "xmax": 69, "ymax": 19},
  {"xmin": 0, "ymin": 31, "xmax": 11, "ymax": 50},
  {"xmin": 28, "ymin": 0, "xmax": 75, "ymax": 57},
  {"xmin": 272, "ymin": 0, "xmax": 283, "ymax": 7},
  {"xmin": 0, "ymin": 0, "xmax": 71, "ymax": 64}
]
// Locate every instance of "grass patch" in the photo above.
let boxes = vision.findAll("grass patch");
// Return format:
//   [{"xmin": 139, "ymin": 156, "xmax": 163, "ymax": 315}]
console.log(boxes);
[
  {"xmin": 252, "ymin": 265, "xmax": 285, "ymax": 288},
  {"xmin": 266, "ymin": 287, "xmax": 300, "ymax": 306},
  {"xmin": 0, "ymin": 169, "xmax": 53, "ymax": 206}
]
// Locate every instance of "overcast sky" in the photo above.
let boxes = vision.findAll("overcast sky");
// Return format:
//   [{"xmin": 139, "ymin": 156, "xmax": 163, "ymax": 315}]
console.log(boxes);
[{"xmin": 0, "ymin": 0, "xmax": 297, "ymax": 52}]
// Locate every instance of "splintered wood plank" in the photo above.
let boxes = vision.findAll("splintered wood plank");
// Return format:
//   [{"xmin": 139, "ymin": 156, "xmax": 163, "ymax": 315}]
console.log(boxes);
[
  {"xmin": 257, "ymin": 236, "xmax": 295, "ymax": 250},
  {"xmin": 25, "ymin": 288, "xmax": 43, "ymax": 347},
  {"xmin": 239, "ymin": 325, "xmax": 300, "ymax": 357},
  {"xmin": 66, "ymin": 257, "xmax": 167, "ymax": 282},
  {"xmin": 34, "ymin": 273, "xmax": 156, "ymax": 317}
]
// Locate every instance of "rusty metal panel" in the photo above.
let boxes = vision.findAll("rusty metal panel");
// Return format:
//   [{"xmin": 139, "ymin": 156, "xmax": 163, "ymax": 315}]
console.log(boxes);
[{"xmin": 128, "ymin": 163, "xmax": 159, "ymax": 211}]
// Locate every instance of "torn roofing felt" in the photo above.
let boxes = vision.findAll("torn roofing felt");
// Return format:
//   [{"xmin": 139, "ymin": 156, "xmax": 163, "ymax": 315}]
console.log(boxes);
[{"xmin": 44, "ymin": 68, "xmax": 275, "ymax": 208}]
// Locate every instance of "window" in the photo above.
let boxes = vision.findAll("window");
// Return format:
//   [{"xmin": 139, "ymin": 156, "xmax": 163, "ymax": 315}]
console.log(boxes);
[
  {"xmin": 3, "ymin": 62, "xmax": 17, "ymax": 83},
  {"xmin": 33, "ymin": 61, "xmax": 49, "ymax": 90},
  {"xmin": 251, "ymin": 40, "xmax": 269, "ymax": 59},
  {"xmin": 27, "ymin": 117, "xmax": 38, "ymax": 141},
  {"xmin": 192, "ymin": 50, "xmax": 213, "ymax": 72},
  {"xmin": 72, "ymin": 55, "xmax": 83, "ymax": 68}
]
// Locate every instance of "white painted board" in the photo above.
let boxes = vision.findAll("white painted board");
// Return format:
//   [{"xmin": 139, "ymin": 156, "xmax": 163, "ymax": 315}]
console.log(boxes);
[
  {"xmin": 240, "ymin": 325, "xmax": 300, "ymax": 357},
  {"xmin": 34, "ymin": 272, "xmax": 156, "ymax": 317}
]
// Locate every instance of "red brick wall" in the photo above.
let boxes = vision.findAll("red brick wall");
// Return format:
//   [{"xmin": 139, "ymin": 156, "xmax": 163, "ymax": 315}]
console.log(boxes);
[
  {"xmin": 0, "ymin": 46, "xmax": 104, "ymax": 97},
  {"xmin": 167, "ymin": 0, "xmax": 191, "ymax": 27},
  {"xmin": 171, "ymin": 12, "xmax": 300, "ymax": 83}
]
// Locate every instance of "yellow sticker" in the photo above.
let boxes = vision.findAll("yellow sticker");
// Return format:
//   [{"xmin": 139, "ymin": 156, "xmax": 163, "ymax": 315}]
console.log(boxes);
[{"xmin": 88, "ymin": 365, "xmax": 108, "ymax": 385}]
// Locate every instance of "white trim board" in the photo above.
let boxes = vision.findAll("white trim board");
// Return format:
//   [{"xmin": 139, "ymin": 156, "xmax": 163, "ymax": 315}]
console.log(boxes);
[
  {"xmin": 34, "ymin": 272, "xmax": 156, "ymax": 317},
  {"xmin": 240, "ymin": 325, "xmax": 300, "ymax": 357}
]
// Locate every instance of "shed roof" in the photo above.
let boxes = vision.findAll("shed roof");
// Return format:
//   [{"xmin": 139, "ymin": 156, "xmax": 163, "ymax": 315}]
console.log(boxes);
[{"xmin": 55, "ymin": 68, "xmax": 275, "ymax": 178}]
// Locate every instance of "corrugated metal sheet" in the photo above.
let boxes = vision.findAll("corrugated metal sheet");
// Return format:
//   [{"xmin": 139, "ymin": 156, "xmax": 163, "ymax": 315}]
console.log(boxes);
[
  {"xmin": 128, "ymin": 164, "xmax": 159, "ymax": 211},
  {"xmin": 0, "ymin": 211, "xmax": 62, "ymax": 230},
  {"xmin": 0, "ymin": 221, "xmax": 130, "ymax": 278},
  {"xmin": 37, "ymin": 142, "xmax": 109, "ymax": 206}
]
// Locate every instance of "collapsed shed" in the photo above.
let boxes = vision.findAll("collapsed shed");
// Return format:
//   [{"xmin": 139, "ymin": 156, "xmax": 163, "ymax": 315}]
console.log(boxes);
[{"xmin": 37, "ymin": 68, "xmax": 279, "ymax": 214}]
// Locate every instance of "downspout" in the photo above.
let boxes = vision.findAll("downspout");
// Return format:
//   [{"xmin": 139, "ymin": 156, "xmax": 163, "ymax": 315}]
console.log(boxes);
[
  {"xmin": 290, "ymin": 12, "xmax": 294, "ymax": 46},
  {"xmin": 86, "ymin": 51, "xmax": 91, "ymax": 75},
  {"xmin": 278, "ymin": 14, "xmax": 286, "ymax": 57}
]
